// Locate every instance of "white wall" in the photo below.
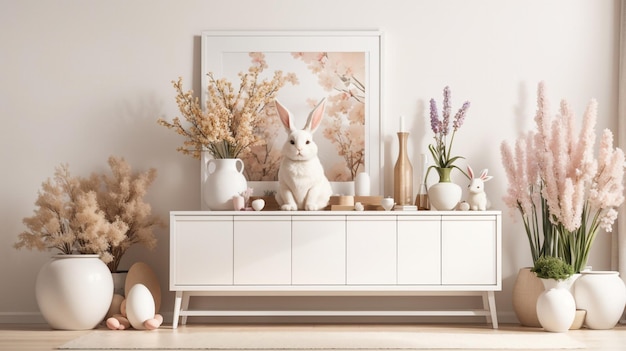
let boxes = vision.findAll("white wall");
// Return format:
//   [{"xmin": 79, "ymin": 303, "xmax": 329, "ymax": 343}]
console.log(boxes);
[{"xmin": 0, "ymin": 0, "xmax": 620, "ymax": 324}]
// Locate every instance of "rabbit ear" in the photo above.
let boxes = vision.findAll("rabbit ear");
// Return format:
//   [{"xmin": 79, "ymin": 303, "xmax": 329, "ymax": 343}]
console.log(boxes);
[
  {"xmin": 304, "ymin": 98, "xmax": 326, "ymax": 133},
  {"xmin": 480, "ymin": 169, "xmax": 493, "ymax": 182},
  {"xmin": 275, "ymin": 100, "xmax": 294, "ymax": 132},
  {"xmin": 467, "ymin": 165, "xmax": 474, "ymax": 179}
]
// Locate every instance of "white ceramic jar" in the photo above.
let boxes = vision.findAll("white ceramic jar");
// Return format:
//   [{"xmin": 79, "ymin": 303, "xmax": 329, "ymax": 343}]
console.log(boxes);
[
  {"xmin": 574, "ymin": 271, "xmax": 626, "ymax": 329},
  {"xmin": 204, "ymin": 158, "xmax": 248, "ymax": 210},
  {"xmin": 536, "ymin": 277, "xmax": 577, "ymax": 333},
  {"xmin": 36, "ymin": 254, "xmax": 113, "ymax": 330},
  {"xmin": 428, "ymin": 182, "xmax": 462, "ymax": 211}
]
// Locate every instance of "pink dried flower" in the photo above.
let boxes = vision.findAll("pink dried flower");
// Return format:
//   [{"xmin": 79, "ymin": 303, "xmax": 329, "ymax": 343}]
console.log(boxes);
[{"xmin": 501, "ymin": 82, "xmax": 625, "ymax": 272}]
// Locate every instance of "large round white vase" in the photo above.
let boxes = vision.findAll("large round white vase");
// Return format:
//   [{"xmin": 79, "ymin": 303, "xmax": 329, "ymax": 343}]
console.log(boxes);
[
  {"xmin": 204, "ymin": 158, "xmax": 248, "ymax": 210},
  {"xmin": 428, "ymin": 167, "xmax": 462, "ymax": 211},
  {"xmin": 536, "ymin": 277, "xmax": 577, "ymax": 333},
  {"xmin": 574, "ymin": 271, "xmax": 626, "ymax": 329},
  {"xmin": 36, "ymin": 254, "xmax": 113, "ymax": 330}
]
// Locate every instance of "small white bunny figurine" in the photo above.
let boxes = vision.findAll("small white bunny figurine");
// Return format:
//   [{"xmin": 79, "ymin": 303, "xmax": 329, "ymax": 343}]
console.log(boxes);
[
  {"xmin": 467, "ymin": 165, "xmax": 493, "ymax": 211},
  {"xmin": 275, "ymin": 99, "xmax": 333, "ymax": 211}
]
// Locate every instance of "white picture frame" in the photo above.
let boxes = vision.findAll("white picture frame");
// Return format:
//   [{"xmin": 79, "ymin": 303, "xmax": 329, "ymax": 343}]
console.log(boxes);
[{"xmin": 200, "ymin": 30, "xmax": 383, "ymax": 209}]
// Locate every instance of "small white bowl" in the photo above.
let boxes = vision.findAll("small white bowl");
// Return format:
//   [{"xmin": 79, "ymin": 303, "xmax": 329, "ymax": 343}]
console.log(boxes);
[{"xmin": 381, "ymin": 197, "xmax": 394, "ymax": 211}]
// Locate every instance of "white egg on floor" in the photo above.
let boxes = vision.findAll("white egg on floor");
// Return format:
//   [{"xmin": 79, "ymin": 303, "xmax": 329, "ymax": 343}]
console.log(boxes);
[
  {"xmin": 125, "ymin": 262, "xmax": 161, "ymax": 312},
  {"xmin": 125, "ymin": 284, "xmax": 155, "ymax": 329}
]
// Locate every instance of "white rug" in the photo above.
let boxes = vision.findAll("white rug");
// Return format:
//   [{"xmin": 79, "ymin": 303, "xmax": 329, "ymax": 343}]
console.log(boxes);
[{"xmin": 58, "ymin": 326, "xmax": 585, "ymax": 350}]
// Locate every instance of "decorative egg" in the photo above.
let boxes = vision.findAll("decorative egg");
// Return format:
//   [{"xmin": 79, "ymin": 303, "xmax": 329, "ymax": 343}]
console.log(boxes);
[
  {"xmin": 125, "ymin": 262, "xmax": 161, "ymax": 312},
  {"xmin": 354, "ymin": 202, "xmax": 365, "ymax": 211},
  {"xmin": 125, "ymin": 284, "xmax": 155, "ymax": 330},
  {"xmin": 251, "ymin": 198, "xmax": 265, "ymax": 211},
  {"xmin": 457, "ymin": 201, "xmax": 470, "ymax": 211},
  {"xmin": 105, "ymin": 294, "xmax": 125, "ymax": 319}
]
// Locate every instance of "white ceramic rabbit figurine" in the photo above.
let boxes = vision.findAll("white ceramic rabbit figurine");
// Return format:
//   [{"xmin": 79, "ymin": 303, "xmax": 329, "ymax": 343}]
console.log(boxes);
[
  {"xmin": 467, "ymin": 165, "xmax": 493, "ymax": 211},
  {"xmin": 275, "ymin": 99, "xmax": 333, "ymax": 211}
]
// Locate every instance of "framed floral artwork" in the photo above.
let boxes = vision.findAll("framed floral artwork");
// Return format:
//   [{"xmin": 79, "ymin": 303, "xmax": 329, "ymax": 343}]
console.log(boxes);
[{"xmin": 200, "ymin": 31, "xmax": 382, "ymax": 207}]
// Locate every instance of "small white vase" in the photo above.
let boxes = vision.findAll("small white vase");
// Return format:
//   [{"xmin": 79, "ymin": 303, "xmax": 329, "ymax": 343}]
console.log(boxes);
[
  {"xmin": 204, "ymin": 158, "xmax": 248, "ymax": 210},
  {"xmin": 354, "ymin": 172, "xmax": 370, "ymax": 196},
  {"xmin": 536, "ymin": 277, "xmax": 577, "ymax": 333},
  {"xmin": 36, "ymin": 254, "xmax": 113, "ymax": 330},
  {"xmin": 428, "ymin": 182, "xmax": 462, "ymax": 210},
  {"xmin": 574, "ymin": 271, "xmax": 626, "ymax": 329}
]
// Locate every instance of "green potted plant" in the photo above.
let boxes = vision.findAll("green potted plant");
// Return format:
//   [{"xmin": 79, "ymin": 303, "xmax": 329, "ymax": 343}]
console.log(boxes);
[
  {"xmin": 531, "ymin": 256, "xmax": 574, "ymax": 281},
  {"xmin": 531, "ymin": 256, "xmax": 578, "ymax": 332}
]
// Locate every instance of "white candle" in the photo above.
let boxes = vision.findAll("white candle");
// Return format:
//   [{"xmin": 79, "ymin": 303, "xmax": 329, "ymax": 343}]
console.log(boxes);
[
  {"xmin": 399, "ymin": 115, "xmax": 405, "ymax": 132},
  {"xmin": 421, "ymin": 153, "xmax": 428, "ymax": 181}
]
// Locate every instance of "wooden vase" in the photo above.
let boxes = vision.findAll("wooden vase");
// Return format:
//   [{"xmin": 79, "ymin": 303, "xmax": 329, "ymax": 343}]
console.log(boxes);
[{"xmin": 393, "ymin": 132, "xmax": 413, "ymax": 205}]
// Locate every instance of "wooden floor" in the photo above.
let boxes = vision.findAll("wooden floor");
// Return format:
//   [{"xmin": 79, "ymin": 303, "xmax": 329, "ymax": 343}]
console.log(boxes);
[{"xmin": 1, "ymin": 323, "xmax": 626, "ymax": 351}]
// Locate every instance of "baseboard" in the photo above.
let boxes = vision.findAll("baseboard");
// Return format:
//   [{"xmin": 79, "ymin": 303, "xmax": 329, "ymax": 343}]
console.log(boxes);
[
  {"xmin": 0, "ymin": 312, "xmax": 46, "ymax": 324},
  {"xmin": 0, "ymin": 311, "xmax": 521, "ymax": 326}
]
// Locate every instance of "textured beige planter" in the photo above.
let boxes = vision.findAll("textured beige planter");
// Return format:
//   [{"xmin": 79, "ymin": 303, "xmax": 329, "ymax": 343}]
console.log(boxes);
[
  {"xmin": 570, "ymin": 309, "xmax": 586, "ymax": 330},
  {"xmin": 512, "ymin": 267, "xmax": 544, "ymax": 327}
]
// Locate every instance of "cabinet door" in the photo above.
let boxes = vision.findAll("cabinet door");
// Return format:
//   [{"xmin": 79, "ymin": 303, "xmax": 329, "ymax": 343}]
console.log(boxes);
[
  {"xmin": 233, "ymin": 216, "xmax": 291, "ymax": 285},
  {"xmin": 172, "ymin": 216, "xmax": 233, "ymax": 285},
  {"xmin": 397, "ymin": 216, "xmax": 441, "ymax": 284},
  {"xmin": 346, "ymin": 216, "xmax": 396, "ymax": 285},
  {"xmin": 292, "ymin": 216, "xmax": 345, "ymax": 285},
  {"xmin": 441, "ymin": 215, "xmax": 497, "ymax": 285}
]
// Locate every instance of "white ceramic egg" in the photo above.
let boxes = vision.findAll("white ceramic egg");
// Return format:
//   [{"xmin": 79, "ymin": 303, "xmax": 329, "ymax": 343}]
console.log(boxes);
[
  {"xmin": 354, "ymin": 202, "xmax": 364, "ymax": 211},
  {"xmin": 125, "ymin": 284, "xmax": 155, "ymax": 330},
  {"xmin": 125, "ymin": 262, "xmax": 161, "ymax": 312},
  {"xmin": 457, "ymin": 201, "xmax": 470, "ymax": 211},
  {"xmin": 251, "ymin": 198, "xmax": 265, "ymax": 211},
  {"xmin": 106, "ymin": 294, "xmax": 125, "ymax": 319}
]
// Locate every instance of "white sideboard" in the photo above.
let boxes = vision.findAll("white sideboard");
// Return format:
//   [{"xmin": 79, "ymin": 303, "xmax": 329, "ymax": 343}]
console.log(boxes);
[{"xmin": 169, "ymin": 211, "xmax": 502, "ymax": 328}]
